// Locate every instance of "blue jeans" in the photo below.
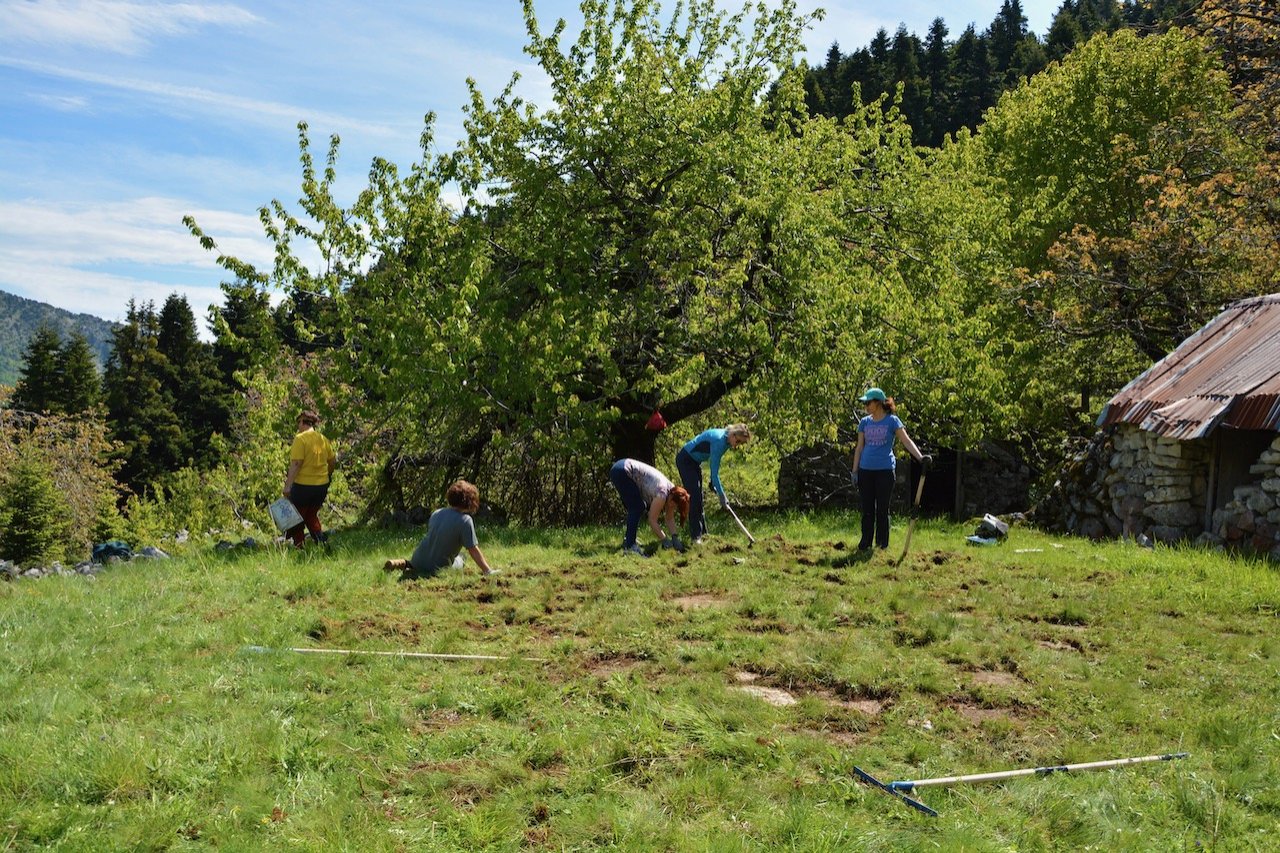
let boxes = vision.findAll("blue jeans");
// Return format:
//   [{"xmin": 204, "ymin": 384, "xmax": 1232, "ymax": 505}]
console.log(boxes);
[
  {"xmin": 675, "ymin": 448, "xmax": 707, "ymax": 538},
  {"xmin": 858, "ymin": 468, "xmax": 895, "ymax": 549},
  {"xmin": 609, "ymin": 460, "xmax": 646, "ymax": 547}
]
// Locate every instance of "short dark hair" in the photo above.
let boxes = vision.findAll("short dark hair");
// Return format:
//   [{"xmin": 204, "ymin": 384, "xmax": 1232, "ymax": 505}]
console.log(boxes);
[
  {"xmin": 298, "ymin": 410, "xmax": 320, "ymax": 426},
  {"xmin": 446, "ymin": 480, "xmax": 480, "ymax": 513}
]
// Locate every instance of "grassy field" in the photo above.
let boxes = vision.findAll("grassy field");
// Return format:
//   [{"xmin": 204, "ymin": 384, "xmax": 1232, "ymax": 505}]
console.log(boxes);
[{"xmin": 1, "ymin": 510, "xmax": 1277, "ymax": 851}]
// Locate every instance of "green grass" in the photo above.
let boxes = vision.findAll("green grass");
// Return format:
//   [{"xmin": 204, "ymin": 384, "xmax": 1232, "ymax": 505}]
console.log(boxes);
[{"xmin": 2, "ymin": 511, "xmax": 1278, "ymax": 850}]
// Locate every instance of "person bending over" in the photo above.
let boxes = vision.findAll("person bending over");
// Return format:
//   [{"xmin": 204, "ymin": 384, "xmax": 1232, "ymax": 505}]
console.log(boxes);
[
  {"xmin": 609, "ymin": 458, "xmax": 691, "ymax": 557},
  {"xmin": 675, "ymin": 423, "xmax": 751, "ymax": 542}
]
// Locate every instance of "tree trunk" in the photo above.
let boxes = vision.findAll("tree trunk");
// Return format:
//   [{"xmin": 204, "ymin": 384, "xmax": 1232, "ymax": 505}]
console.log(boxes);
[{"xmin": 609, "ymin": 418, "xmax": 659, "ymax": 466}]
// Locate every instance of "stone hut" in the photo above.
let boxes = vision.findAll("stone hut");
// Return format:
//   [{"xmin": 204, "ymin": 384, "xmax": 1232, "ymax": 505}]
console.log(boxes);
[{"xmin": 1033, "ymin": 293, "xmax": 1280, "ymax": 558}]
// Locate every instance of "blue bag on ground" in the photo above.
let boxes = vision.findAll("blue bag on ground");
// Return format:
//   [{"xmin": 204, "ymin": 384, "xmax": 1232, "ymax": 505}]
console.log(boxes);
[{"xmin": 92, "ymin": 540, "xmax": 133, "ymax": 563}]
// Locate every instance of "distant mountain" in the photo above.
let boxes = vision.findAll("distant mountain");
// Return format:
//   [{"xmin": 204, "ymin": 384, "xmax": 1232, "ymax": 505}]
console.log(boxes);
[{"xmin": 0, "ymin": 290, "xmax": 119, "ymax": 388}]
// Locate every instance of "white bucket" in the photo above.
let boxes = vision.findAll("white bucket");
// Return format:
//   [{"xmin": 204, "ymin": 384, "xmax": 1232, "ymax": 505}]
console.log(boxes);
[{"xmin": 269, "ymin": 498, "xmax": 304, "ymax": 532}]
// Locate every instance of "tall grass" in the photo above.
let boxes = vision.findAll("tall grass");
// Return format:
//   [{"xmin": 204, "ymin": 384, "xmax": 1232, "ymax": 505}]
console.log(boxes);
[{"xmin": 1, "ymin": 513, "xmax": 1277, "ymax": 850}]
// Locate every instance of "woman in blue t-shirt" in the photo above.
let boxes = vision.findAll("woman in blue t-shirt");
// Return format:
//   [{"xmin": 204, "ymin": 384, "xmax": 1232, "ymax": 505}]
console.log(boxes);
[{"xmin": 850, "ymin": 388, "xmax": 930, "ymax": 550}]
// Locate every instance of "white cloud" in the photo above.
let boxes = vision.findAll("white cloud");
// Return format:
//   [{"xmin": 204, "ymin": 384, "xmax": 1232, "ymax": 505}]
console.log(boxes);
[
  {"xmin": 0, "ymin": 195, "xmax": 275, "ymax": 326},
  {"xmin": 0, "ymin": 260, "xmax": 227, "ymax": 326},
  {"xmin": 0, "ymin": 0, "xmax": 258, "ymax": 54},
  {"xmin": 0, "ymin": 196, "xmax": 271, "ymax": 269},
  {"xmin": 32, "ymin": 92, "xmax": 91, "ymax": 111},
  {"xmin": 0, "ymin": 55, "xmax": 403, "ymax": 137}
]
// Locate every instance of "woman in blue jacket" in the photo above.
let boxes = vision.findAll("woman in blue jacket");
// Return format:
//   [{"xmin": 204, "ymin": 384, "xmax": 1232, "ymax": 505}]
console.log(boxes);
[{"xmin": 675, "ymin": 423, "xmax": 752, "ymax": 542}]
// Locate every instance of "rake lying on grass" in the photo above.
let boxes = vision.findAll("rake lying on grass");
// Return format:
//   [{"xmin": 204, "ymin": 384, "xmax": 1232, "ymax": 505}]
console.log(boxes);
[{"xmin": 854, "ymin": 752, "xmax": 1189, "ymax": 816}]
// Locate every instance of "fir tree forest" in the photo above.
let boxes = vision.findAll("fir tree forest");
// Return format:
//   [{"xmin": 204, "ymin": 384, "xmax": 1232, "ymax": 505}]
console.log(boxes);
[{"xmin": 2, "ymin": 0, "xmax": 1277, "ymax": 562}]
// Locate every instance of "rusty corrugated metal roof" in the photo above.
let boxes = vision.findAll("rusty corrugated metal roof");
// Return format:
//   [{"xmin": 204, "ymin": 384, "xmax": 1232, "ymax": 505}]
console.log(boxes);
[{"xmin": 1097, "ymin": 293, "xmax": 1280, "ymax": 437}]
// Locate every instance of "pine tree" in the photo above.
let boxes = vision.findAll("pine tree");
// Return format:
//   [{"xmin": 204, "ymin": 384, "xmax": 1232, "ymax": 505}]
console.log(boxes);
[
  {"xmin": 0, "ymin": 456, "xmax": 69, "ymax": 566},
  {"xmin": 55, "ymin": 332, "xmax": 101, "ymax": 415},
  {"xmin": 922, "ymin": 18, "xmax": 953, "ymax": 146},
  {"xmin": 951, "ymin": 26, "xmax": 994, "ymax": 131},
  {"xmin": 103, "ymin": 301, "xmax": 185, "ymax": 493},
  {"xmin": 9, "ymin": 326, "xmax": 61, "ymax": 414},
  {"xmin": 890, "ymin": 26, "xmax": 927, "ymax": 137},
  {"xmin": 210, "ymin": 281, "xmax": 279, "ymax": 388},
  {"xmin": 157, "ymin": 293, "xmax": 233, "ymax": 467}
]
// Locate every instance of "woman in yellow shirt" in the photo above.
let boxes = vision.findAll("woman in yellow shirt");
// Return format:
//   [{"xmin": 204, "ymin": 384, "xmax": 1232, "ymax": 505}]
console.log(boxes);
[{"xmin": 282, "ymin": 410, "xmax": 336, "ymax": 547}]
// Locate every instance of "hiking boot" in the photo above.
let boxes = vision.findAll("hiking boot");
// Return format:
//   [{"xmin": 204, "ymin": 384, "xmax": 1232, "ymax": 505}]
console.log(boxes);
[
  {"xmin": 383, "ymin": 558, "xmax": 410, "ymax": 572},
  {"xmin": 621, "ymin": 543, "xmax": 647, "ymax": 558}
]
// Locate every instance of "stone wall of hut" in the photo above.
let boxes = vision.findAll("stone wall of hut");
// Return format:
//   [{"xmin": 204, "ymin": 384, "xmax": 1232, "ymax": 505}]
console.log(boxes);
[
  {"xmin": 1202, "ymin": 437, "xmax": 1280, "ymax": 557},
  {"xmin": 1032, "ymin": 424, "xmax": 1280, "ymax": 559}
]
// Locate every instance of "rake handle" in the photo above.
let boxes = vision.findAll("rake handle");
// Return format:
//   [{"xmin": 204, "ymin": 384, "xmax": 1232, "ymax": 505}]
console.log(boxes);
[
  {"xmin": 724, "ymin": 502, "xmax": 755, "ymax": 545},
  {"xmin": 889, "ymin": 752, "xmax": 1189, "ymax": 791},
  {"xmin": 895, "ymin": 470, "xmax": 926, "ymax": 564}
]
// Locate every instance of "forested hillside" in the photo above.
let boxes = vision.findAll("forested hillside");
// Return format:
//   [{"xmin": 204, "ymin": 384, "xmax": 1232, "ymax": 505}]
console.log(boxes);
[
  {"xmin": 0, "ymin": 289, "xmax": 118, "ymax": 387},
  {"xmin": 803, "ymin": 0, "xmax": 1201, "ymax": 145}
]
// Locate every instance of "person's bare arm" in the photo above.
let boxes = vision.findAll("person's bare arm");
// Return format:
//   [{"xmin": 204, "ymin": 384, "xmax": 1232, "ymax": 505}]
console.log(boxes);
[
  {"xmin": 897, "ymin": 427, "xmax": 924, "ymax": 462},
  {"xmin": 467, "ymin": 545, "xmax": 498, "ymax": 575},
  {"xmin": 648, "ymin": 498, "xmax": 666, "ymax": 540},
  {"xmin": 283, "ymin": 460, "xmax": 303, "ymax": 497},
  {"xmin": 663, "ymin": 501, "xmax": 680, "ymax": 539}
]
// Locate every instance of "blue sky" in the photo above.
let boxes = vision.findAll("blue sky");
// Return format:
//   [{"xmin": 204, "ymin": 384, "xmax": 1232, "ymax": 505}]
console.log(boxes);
[{"xmin": 0, "ymin": 1, "xmax": 1057, "ymax": 330}]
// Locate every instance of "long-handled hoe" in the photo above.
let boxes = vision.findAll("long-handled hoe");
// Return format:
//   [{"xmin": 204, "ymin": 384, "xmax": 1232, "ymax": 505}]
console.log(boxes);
[
  {"xmin": 723, "ymin": 501, "xmax": 756, "ymax": 548},
  {"xmin": 894, "ymin": 470, "xmax": 926, "ymax": 566},
  {"xmin": 855, "ymin": 752, "xmax": 1189, "ymax": 817}
]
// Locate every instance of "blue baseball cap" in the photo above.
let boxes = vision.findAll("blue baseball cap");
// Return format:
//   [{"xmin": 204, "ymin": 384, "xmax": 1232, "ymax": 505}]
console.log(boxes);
[{"xmin": 859, "ymin": 387, "xmax": 886, "ymax": 402}]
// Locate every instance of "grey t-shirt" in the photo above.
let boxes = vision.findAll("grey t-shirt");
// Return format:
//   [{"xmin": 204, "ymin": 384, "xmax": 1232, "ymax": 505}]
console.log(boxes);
[{"xmin": 408, "ymin": 507, "xmax": 478, "ymax": 575}]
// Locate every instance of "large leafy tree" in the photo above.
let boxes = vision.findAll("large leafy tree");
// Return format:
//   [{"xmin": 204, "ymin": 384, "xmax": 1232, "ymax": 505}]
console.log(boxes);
[
  {"xmin": 189, "ymin": 0, "xmax": 1010, "ymax": 521},
  {"xmin": 949, "ymin": 26, "xmax": 1272, "ymax": 449}
]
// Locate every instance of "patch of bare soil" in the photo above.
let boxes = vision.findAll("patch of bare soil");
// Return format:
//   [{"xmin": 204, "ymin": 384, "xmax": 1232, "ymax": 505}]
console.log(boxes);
[
  {"xmin": 734, "ymin": 684, "xmax": 798, "ymax": 706},
  {"xmin": 410, "ymin": 709, "xmax": 465, "ymax": 734},
  {"xmin": 970, "ymin": 670, "xmax": 1020, "ymax": 688},
  {"xmin": 316, "ymin": 614, "xmax": 423, "ymax": 643},
  {"xmin": 731, "ymin": 671, "xmax": 887, "ymax": 716},
  {"xmin": 809, "ymin": 688, "xmax": 885, "ymax": 716},
  {"xmin": 587, "ymin": 655, "xmax": 645, "ymax": 677},
  {"xmin": 671, "ymin": 593, "xmax": 731, "ymax": 611},
  {"xmin": 1037, "ymin": 638, "xmax": 1081, "ymax": 652},
  {"xmin": 801, "ymin": 728, "xmax": 865, "ymax": 746},
  {"xmin": 949, "ymin": 701, "xmax": 1012, "ymax": 723}
]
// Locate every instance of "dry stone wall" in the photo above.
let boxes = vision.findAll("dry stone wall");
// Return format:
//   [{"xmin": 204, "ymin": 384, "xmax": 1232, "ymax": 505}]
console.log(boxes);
[
  {"xmin": 1034, "ymin": 425, "xmax": 1280, "ymax": 559},
  {"xmin": 1202, "ymin": 437, "xmax": 1280, "ymax": 558}
]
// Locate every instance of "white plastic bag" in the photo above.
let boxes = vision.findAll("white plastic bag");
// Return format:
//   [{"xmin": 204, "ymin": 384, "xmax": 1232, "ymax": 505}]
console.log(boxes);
[{"xmin": 269, "ymin": 498, "xmax": 304, "ymax": 532}]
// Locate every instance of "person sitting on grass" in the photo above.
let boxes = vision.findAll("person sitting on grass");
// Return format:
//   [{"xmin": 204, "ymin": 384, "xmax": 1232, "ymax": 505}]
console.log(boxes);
[{"xmin": 384, "ymin": 480, "xmax": 499, "ymax": 579}]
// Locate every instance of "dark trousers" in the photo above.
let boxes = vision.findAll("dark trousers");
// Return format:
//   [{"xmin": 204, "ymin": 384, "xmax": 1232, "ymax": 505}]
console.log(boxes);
[
  {"xmin": 289, "ymin": 482, "xmax": 329, "ymax": 546},
  {"xmin": 858, "ymin": 468, "xmax": 895, "ymax": 549},
  {"xmin": 609, "ymin": 460, "xmax": 645, "ymax": 547},
  {"xmin": 675, "ymin": 448, "xmax": 707, "ymax": 538}
]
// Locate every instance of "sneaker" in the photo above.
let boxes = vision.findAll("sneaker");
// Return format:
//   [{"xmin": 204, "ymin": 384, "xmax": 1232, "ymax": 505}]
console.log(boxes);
[
  {"xmin": 383, "ymin": 558, "xmax": 409, "ymax": 572},
  {"xmin": 482, "ymin": 568, "xmax": 501, "ymax": 577},
  {"xmin": 622, "ymin": 543, "xmax": 647, "ymax": 558}
]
